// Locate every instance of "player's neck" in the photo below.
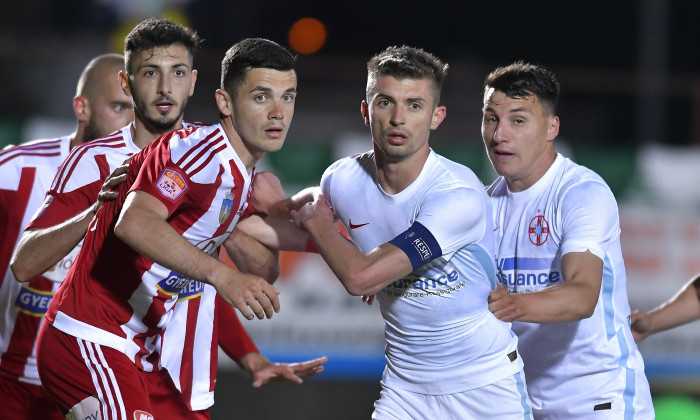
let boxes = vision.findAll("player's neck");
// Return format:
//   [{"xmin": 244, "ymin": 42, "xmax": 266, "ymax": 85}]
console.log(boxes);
[
  {"xmin": 374, "ymin": 146, "xmax": 429, "ymax": 195},
  {"xmin": 219, "ymin": 117, "xmax": 258, "ymax": 174},
  {"xmin": 131, "ymin": 118, "xmax": 183, "ymax": 150}
]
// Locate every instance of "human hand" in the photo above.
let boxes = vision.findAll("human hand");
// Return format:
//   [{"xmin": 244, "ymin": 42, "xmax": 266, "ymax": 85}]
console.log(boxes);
[
  {"xmin": 244, "ymin": 354, "xmax": 328, "ymax": 388},
  {"xmin": 361, "ymin": 294, "xmax": 375, "ymax": 305},
  {"xmin": 630, "ymin": 310, "xmax": 652, "ymax": 342},
  {"xmin": 93, "ymin": 158, "xmax": 130, "ymax": 214},
  {"xmin": 488, "ymin": 286, "xmax": 519, "ymax": 322},
  {"xmin": 212, "ymin": 268, "xmax": 280, "ymax": 320},
  {"xmin": 291, "ymin": 194, "xmax": 334, "ymax": 229},
  {"xmin": 249, "ymin": 171, "xmax": 287, "ymax": 216}
]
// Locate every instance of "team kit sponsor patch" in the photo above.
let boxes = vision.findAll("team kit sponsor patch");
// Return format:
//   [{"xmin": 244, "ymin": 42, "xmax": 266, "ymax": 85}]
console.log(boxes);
[
  {"xmin": 156, "ymin": 169, "xmax": 188, "ymax": 200},
  {"xmin": 156, "ymin": 271, "xmax": 193, "ymax": 296},
  {"xmin": 15, "ymin": 285, "xmax": 54, "ymax": 316}
]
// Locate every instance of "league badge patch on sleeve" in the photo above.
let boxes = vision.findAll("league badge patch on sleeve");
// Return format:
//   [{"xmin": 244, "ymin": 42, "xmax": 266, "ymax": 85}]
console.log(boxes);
[{"xmin": 156, "ymin": 169, "xmax": 188, "ymax": 201}]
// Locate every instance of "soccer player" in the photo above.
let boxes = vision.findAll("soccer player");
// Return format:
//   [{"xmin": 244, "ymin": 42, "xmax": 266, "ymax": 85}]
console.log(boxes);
[
  {"xmin": 630, "ymin": 274, "xmax": 700, "ymax": 342},
  {"xmin": 32, "ymin": 36, "xmax": 300, "ymax": 419},
  {"xmin": 247, "ymin": 46, "xmax": 533, "ymax": 420},
  {"xmin": 483, "ymin": 61, "xmax": 655, "ymax": 419},
  {"xmin": 13, "ymin": 19, "xmax": 324, "ymax": 419},
  {"xmin": 0, "ymin": 53, "xmax": 133, "ymax": 420}
]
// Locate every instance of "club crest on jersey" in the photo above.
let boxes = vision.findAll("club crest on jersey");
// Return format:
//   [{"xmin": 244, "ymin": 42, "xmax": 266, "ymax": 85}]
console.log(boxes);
[
  {"xmin": 529, "ymin": 215, "xmax": 550, "ymax": 246},
  {"xmin": 155, "ymin": 169, "xmax": 187, "ymax": 201},
  {"xmin": 134, "ymin": 410, "xmax": 154, "ymax": 420},
  {"xmin": 219, "ymin": 192, "xmax": 234, "ymax": 224}
]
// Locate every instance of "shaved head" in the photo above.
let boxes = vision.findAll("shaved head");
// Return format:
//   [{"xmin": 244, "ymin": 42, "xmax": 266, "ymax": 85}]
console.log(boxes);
[
  {"xmin": 74, "ymin": 53, "xmax": 133, "ymax": 144},
  {"xmin": 76, "ymin": 53, "xmax": 125, "ymax": 101}
]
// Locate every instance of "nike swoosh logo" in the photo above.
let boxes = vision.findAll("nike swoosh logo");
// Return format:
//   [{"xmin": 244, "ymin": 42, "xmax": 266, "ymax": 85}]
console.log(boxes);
[{"xmin": 349, "ymin": 219, "xmax": 369, "ymax": 229}]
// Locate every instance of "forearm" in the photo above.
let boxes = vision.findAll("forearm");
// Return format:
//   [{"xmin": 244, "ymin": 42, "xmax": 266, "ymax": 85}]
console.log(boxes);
[
  {"xmin": 645, "ymin": 276, "xmax": 700, "ymax": 334},
  {"xmin": 510, "ymin": 250, "xmax": 603, "ymax": 323},
  {"xmin": 11, "ymin": 208, "xmax": 93, "ymax": 282},
  {"xmin": 511, "ymin": 281, "xmax": 600, "ymax": 323},
  {"xmin": 223, "ymin": 227, "xmax": 279, "ymax": 283},
  {"xmin": 236, "ymin": 214, "xmax": 309, "ymax": 252},
  {"xmin": 115, "ymin": 207, "xmax": 229, "ymax": 288},
  {"xmin": 303, "ymin": 217, "xmax": 388, "ymax": 296},
  {"xmin": 240, "ymin": 352, "xmax": 270, "ymax": 375}
]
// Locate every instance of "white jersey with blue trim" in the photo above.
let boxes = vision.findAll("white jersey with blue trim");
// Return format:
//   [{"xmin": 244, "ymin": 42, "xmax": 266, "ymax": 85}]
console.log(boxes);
[
  {"xmin": 321, "ymin": 149, "xmax": 523, "ymax": 395},
  {"xmin": 488, "ymin": 154, "xmax": 654, "ymax": 418}
]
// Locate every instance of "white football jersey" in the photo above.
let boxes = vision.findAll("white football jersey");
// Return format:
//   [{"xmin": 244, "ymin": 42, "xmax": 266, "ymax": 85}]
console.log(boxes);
[
  {"xmin": 488, "ymin": 154, "xmax": 654, "ymax": 419},
  {"xmin": 322, "ymin": 149, "xmax": 523, "ymax": 395}
]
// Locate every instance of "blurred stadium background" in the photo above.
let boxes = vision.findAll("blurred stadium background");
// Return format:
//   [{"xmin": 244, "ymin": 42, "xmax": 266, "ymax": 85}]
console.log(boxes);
[{"xmin": 2, "ymin": 1, "xmax": 700, "ymax": 418}]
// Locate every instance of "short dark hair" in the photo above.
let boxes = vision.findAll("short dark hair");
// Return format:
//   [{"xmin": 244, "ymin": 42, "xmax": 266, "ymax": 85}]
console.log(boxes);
[
  {"xmin": 366, "ymin": 45, "xmax": 448, "ymax": 104},
  {"xmin": 484, "ymin": 61, "xmax": 560, "ymax": 114},
  {"xmin": 220, "ymin": 38, "xmax": 296, "ymax": 99},
  {"xmin": 124, "ymin": 18, "xmax": 202, "ymax": 74}
]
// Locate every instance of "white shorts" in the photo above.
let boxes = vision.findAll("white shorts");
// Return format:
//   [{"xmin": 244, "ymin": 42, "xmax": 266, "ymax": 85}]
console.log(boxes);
[
  {"xmin": 529, "ymin": 368, "xmax": 655, "ymax": 420},
  {"xmin": 372, "ymin": 371, "xmax": 533, "ymax": 420}
]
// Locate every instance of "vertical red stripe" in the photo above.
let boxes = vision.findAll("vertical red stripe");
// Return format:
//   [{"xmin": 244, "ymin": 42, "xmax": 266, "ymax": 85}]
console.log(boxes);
[
  {"xmin": 0, "ymin": 167, "xmax": 35, "ymax": 288},
  {"xmin": 0, "ymin": 277, "xmax": 54, "ymax": 380},
  {"xmin": 210, "ymin": 298, "xmax": 219, "ymax": 392},
  {"xmin": 179, "ymin": 297, "xmax": 200, "ymax": 409}
]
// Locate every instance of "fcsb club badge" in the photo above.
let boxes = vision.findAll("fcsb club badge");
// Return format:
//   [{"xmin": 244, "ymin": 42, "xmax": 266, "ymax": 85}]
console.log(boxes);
[
  {"xmin": 529, "ymin": 215, "xmax": 549, "ymax": 246},
  {"xmin": 219, "ymin": 192, "xmax": 234, "ymax": 224}
]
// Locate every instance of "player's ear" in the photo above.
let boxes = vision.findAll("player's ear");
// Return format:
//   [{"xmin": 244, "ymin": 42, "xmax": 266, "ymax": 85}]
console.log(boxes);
[
  {"xmin": 118, "ymin": 70, "xmax": 132, "ymax": 97},
  {"xmin": 216, "ymin": 89, "xmax": 233, "ymax": 117},
  {"xmin": 73, "ymin": 96, "xmax": 89, "ymax": 122},
  {"xmin": 189, "ymin": 69, "xmax": 198, "ymax": 97},
  {"xmin": 361, "ymin": 100, "xmax": 369, "ymax": 126},
  {"xmin": 430, "ymin": 106, "xmax": 446, "ymax": 130},
  {"xmin": 547, "ymin": 115, "xmax": 560, "ymax": 141}
]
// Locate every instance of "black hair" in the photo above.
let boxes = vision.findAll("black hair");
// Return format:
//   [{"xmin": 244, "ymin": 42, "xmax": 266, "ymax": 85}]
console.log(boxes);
[
  {"xmin": 483, "ymin": 61, "xmax": 560, "ymax": 114},
  {"xmin": 220, "ymin": 38, "xmax": 296, "ymax": 99},
  {"xmin": 124, "ymin": 18, "xmax": 202, "ymax": 74}
]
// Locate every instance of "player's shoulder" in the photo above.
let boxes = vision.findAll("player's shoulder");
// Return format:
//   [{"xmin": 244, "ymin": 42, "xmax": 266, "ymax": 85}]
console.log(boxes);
[
  {"xmin": 323, "ymin": 150, "xmax": 374, "ymax": 181},
  {"xmin": 557, "ymin": 156, "xmax": 612, "ymax": 195},
  {"xmin": 68, "ymin": 129, "xmax": 131, "ymax": 160},
  {"xmin": 429, "ymin": 151, "xmax": 483, "ymax": 190},
  {"xmin": 53, "ymin": 130, "xmax": 131, "ymax": 188},
  {"xmin": 0, "ymin": 136, "xmax": 70, "ymax": 176},
  {"xmin": 167, "ymin": 123, "xmax": 229, "ymax": 180}
]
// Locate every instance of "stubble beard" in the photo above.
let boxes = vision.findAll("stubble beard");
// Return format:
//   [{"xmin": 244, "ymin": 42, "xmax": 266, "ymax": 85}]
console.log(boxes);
[{"xmin": 82, "ymin": 118, "xmax": 102, "ymax": 143}]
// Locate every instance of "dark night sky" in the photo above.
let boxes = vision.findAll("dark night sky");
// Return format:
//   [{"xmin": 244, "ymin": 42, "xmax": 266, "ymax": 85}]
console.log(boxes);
[{"xmin": 1, "ymin": 0, "xmax": 698, "ymax": 146}]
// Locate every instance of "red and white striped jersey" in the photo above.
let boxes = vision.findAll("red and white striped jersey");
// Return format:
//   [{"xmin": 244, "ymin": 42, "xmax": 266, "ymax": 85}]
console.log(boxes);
[
  {"xmin": 164, "ymin": 282, "xmax": 259, "ymax": 411},
  {"xmin": 46, "ymin": 123, "xmax": 253, "ymax": 379},
  {"xmin": 28, "ymin": 125, "xmax": 142, "ymax": 231},
  {"xmin": 29, "ymin": 122, "xmax": 256, "ymax": 410},
  {"xmin": 0, "ymin": 136, "xmax": 71, "ymax": 386}
]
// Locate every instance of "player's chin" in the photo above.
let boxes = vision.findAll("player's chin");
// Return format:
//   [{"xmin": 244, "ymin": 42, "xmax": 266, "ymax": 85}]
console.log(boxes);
[{"xmin": 261, "ymin": 138, "xmax": 286, "ymax": 153}]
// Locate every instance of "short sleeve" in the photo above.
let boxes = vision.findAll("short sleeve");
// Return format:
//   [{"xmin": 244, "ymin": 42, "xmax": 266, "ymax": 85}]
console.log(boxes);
[
  {"xmin": 129, "ymin": 142, "xmax": 192, "ymax": 215},
  {"xmin": 415, "ymin": 186, "xmax": 488, "ymax": 256},
  {"xmin": 28, "ymin": 155, "xmax": 104, "ymax": 229},
  {"xmin": 559, "ymin": 180, "xmax": 619, "ymax": 260}
]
